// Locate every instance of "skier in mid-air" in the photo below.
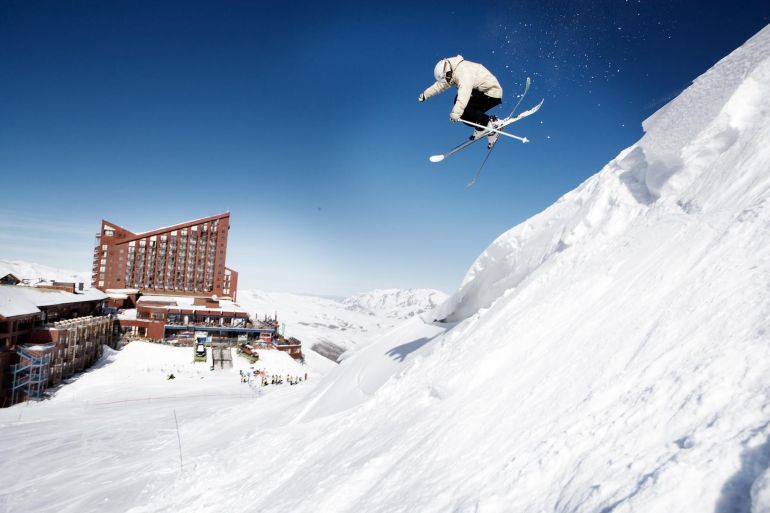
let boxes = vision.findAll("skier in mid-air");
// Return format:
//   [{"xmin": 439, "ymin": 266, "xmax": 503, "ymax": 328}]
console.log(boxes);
[{"xmin": 419, "ymin": 55, "xmax": 504, "ymax": 148}]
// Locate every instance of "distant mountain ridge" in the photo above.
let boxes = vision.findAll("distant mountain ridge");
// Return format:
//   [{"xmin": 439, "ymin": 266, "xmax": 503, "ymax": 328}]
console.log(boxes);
[
  {"xmin": 342, "ymin": 288, "xmax": 448, "ymax": 318},
  {"xmin": 224, "ymin": 288, "xmax": 448, "ymax": 362}
]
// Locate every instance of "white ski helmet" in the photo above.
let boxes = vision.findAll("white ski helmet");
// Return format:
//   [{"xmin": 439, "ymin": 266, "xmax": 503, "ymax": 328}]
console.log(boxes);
[{"xmin": 433, "ymin": 59, "xmax": 450, "ymax": 83}]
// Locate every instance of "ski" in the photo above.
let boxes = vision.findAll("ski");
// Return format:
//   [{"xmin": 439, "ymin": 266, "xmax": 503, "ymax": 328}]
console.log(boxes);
[
  {"xmin": 464, "ymin": 82, "xmax": 544, "ymax": 187},
  {"xmin": 507, "ymin": 97, "xmax": 544, "ymax": 124},
  {"xmin": 429, "ymin": 99, "xmax": 543, "ymax": 162},
  {"xmin": 429, "ymin": 78, "xmax": 531, "ymax": 163},
  {"xmin": 507, "ymin": 76, "xmax": 531, "ymax": 118},
  {"xmin": 466, "ymin": 144, "xmax": 496, "ymax": 188},
  {"xmin": 429, "ymin": 133, "xmax": 485, "ymax": 162},
  {"xmin": 460, "ymin": 119, "xmax": 530, "ymax": 143},
  {"xmin": 428, "ymin": 77, "xmax": 543, "ymax": 187},
  {"xmin": 463, "ymin": 97, "xmax": 544, "ymax": 186}
]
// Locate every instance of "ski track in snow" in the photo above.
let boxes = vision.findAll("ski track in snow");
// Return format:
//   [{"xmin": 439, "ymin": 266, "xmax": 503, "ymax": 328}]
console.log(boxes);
[{"xmin": 2, "ymin": 24, "xmax": 770, "ymax": 513}]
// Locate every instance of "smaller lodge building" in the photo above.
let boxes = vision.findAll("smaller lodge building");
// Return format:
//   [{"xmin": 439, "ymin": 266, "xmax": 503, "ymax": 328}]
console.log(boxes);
[
  {"xmin": 0, "ymin": 283, "xmax": 119, "ymax": 407},
  {"xmin": 120, "ymin": 295, "xmax": 303, "ymax": 360}
]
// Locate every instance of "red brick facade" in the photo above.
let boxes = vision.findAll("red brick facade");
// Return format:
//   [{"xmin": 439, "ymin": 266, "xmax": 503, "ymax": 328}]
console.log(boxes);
[{"xmin": 92, "ymin": 213, "xmax": 238, "ymax": 299}]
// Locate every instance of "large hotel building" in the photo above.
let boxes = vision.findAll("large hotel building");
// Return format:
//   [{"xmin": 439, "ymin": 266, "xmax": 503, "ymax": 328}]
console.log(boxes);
[{"xmin": 92, "ymin": 212, "xmax": 238, "ymax": 299}]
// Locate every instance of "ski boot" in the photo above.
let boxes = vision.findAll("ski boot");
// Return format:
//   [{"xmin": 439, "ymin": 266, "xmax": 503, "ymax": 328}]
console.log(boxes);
[
  {"xmin": 469, "ymin": 128, "xmax": 486, "ymax": 141},
  {"xmin": 486, "ymin": 116, "xmax": 502, "ymax": 149}
]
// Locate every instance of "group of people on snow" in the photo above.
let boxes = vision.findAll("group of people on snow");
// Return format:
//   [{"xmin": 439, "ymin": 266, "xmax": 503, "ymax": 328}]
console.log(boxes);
[{"xmin": 239, "ymin": 368, "xmax": 308, "ymax": 387}]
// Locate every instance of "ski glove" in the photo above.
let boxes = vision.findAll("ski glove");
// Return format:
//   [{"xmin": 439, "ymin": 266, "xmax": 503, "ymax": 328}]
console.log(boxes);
[
  {"xmin": 449, "ymin": 112, "xmax": 461, "ymax": 122},
  {"xmin": 418, "ymin": 93, "xmax": 425, "ymax": 102}
]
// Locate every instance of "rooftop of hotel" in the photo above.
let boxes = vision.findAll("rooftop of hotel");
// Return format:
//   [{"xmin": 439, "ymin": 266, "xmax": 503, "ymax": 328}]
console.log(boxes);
[
  {"xmin": 0, "ymin": 285, "xmax": 107, "ymax": 319},
  {"xmin": 136, "ymin": 295, "xmax": 247, "ymax": 314}
]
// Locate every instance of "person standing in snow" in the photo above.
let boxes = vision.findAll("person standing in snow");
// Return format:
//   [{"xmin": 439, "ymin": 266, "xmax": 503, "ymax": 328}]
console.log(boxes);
[{"xmin": 419, "ymin": 55, "xmax": 504, "ymax": 147}]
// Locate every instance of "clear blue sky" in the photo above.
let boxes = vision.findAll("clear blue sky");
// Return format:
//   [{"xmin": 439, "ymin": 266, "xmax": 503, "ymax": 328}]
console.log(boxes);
[{"xmin": 1, "ymin": 1, "xmax": 768, "ymax": 296}]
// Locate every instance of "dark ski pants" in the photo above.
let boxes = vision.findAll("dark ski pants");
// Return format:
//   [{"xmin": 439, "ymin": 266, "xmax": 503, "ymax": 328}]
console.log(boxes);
[{"xmin": 456, "ymin": 90, "xmax": 502, "ymax": 128}]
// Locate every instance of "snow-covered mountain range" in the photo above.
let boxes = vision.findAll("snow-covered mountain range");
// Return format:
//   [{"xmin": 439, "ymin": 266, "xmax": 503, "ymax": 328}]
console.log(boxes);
[
  {"xmin": 2, "ymin": 25, "xmax": 770, "ymax": 513},
  {"xmin": 342, "ymin": 288, "xmax": 448, "ymax": 318}
]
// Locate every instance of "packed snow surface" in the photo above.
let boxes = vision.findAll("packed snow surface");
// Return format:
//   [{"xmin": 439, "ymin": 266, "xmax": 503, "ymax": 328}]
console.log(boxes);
[
  {"xmin": 0, "ymin": 342, "xmax": 308, "ymax": 512},
  {"xmin": 2, "ymin": 25, "xmax": 770, "ymax": 513}
]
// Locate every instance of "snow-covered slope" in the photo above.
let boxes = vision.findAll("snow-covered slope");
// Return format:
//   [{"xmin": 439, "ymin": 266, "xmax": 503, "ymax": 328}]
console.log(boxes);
[
  {"xmin": 0, "ymin": 259, "xmax": 90, "ymax": 286},
  {"xmin": 2, "ymin": 25, "xmax": 770, "ymax": 513},
  {"xmin": 342, "ymin": 288, "xmax": 448, "ymax": 318},
  {"xmin": 296, "ymin": 25, "xmax": 770, "ymax": 512},
  {"xmin": 176, "ymin": 24, "xmax": 769, "ymax": 512}
]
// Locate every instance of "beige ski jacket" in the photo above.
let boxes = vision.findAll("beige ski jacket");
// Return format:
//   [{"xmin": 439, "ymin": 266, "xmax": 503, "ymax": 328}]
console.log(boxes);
[{"xmin": 422, "ymin": 55, "xmax": 503, "ymax": 121}]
